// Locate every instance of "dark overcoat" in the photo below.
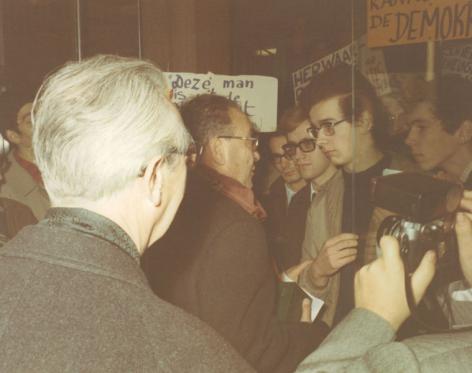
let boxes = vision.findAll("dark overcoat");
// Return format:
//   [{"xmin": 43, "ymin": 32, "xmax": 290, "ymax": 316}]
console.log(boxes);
[{"xmin": 143, "ymin": 172, "xmax": 328, "ymax": 373}]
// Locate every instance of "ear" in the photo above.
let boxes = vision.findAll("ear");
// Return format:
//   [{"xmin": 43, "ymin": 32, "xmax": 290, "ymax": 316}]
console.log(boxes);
[
  {"xmin": 207, "ymin": 137, "xmax": 226, "ymax": 166},
  {"xmin": 357, "ymin": 111, "xmax": 373, "ymax": 133},
  {"xmin": 454, "ymin": 120, "xmax": 472, "ymax": 144},
  {"xmin": 142, "ymin": 156, "xmax": 164, "ymax": 207},
  {"xmin": 5, "ymin": 129, "xmax": 20, "ymax": 145}
]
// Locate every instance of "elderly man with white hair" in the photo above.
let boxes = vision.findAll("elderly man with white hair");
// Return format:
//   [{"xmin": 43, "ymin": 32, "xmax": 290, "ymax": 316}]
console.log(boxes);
[{"xmin": 0, "ymin": 55, "xmax": 254, "ymax": 372}]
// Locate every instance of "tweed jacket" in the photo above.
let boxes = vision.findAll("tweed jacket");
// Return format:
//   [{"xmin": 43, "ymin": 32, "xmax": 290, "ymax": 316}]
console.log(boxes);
[
  {"xmin": 297, "ymin": 169, "xmax": 344, "ymax": 326},
  {"xmin": 296, "ymin": 301, "xmax": 472, "ymax": 373},
  {"xmin": 0, "ymin": 152, "xmax": 49, "ymax": 220},
  {"xmin": 0, "ymin": 208, "xmax": 254, "ymax": 373},
  {"xmin": 263, "ymin": 177, "xmax": 311, "ymax": 271},
  {"xmin": 143, "ymin": 170, "xmax": 329, "ymax": 373}
]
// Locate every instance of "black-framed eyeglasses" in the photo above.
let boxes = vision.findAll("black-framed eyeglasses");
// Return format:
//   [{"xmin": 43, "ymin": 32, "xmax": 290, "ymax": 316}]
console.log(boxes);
[
  {"xmin": 270, "ymin": 152, "xmax": 291, "ymax": 165},
  {"xmin": 217, "ymin": 135, "xmax": 259, "ymax": 150},
  {"xmin": 281, "ymin": 138, "xmax": 316, "ymax": 158},
  {"xmin": 307, "ymin": 118, "xmax": 347, "ymax": 138}
]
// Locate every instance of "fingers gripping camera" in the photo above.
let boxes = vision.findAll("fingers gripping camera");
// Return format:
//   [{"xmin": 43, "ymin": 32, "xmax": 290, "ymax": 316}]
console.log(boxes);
[{"xmin": 371, "ymin": 172, "xmax": 463, "ymax": 273}]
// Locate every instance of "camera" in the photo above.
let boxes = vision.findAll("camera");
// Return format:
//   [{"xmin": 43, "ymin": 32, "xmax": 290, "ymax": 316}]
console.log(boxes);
[{"xmin": 371, "ymin": 172, "xmax": 463, "ymax": 273}]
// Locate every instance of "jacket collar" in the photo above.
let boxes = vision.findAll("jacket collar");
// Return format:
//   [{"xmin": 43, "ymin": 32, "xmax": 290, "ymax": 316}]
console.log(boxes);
[
  {"xmin": 196, "ymin": 166, "xmax": 267, "ymax": 221},
  {"xmin": 43, "ymin": 207, "xmax": 140, "ymax": 263}
]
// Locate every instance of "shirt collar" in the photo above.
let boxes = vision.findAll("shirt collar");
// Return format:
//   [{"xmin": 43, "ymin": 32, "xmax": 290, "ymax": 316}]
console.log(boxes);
[
  {"xmin": 310, "ymin": 182, "xmax": 316, "ymax": 201},
  {"xmin": 284, "ymin": 183, "xmax": 297, "ymax": 205}
]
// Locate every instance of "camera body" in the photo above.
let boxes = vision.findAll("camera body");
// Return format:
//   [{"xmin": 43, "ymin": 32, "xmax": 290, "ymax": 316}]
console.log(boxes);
[{"xmin": 371, "ymin": 172, "xmax": 463, "ymax": 272}]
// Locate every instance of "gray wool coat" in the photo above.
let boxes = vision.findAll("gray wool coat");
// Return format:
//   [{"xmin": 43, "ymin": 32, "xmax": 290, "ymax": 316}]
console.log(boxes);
[
  {"xmin": 296, "ymin": 305, "xmax": 472, "ymax": 372},
  {"xmin": 0, "ymin": 208, "xmax": 254, "ymax": 373}
]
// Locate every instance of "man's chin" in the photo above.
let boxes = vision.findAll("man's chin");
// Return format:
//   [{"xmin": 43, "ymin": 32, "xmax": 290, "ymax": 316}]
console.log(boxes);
[
  {"xmin": 283, "ymin": 176, "xmax": 302, "ymax": 184},
  {"xmin": 300, "ymin": 170, "xmax": 315, "ymax": 181},
  {"xmin": 417, "ymin": 161, "xmax": 435, "ymax": 172}
]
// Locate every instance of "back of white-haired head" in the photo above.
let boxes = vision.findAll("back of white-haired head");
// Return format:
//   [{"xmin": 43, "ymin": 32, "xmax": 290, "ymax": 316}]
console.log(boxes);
[{"xmin": 32, "ymin": 54, "xmax": 191, "ymax": 205}]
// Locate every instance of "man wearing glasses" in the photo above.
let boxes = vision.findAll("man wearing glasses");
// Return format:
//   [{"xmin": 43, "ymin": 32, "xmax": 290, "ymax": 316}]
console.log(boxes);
[
  {"xmin": 279, "ymin": 105, "xmax": 358, "ymax": 326},
  {"xmin": 143, "ymin": 94, "xmax": 329, "ymax": 373},
  {"xmin": 264, "ymin": 109, "xmax": 309, "ymax": 272},
  {"xmin": 299, "ymin": 64, "xmax": 393, "ymax": 325}
]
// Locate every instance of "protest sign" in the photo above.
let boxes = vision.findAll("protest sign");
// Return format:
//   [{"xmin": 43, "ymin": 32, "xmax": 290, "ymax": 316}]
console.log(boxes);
[
  {"xmin": 357, "ymin": 37, "xmax": 392, "ymax": 97},
  {"xmin": 442, "ymin": 40, "xmax": 472, "ymax": 81},
  {"xmin": 165, "ymin": 72, "xmax": 278, "ymax": 132},
  {"xmin": 367, "ymin": 0, "xmax": 472, "ymax": 48},
  {"xmin": 292, "ymin": 36, "xmax": 391, "ymax": 103},
  {"xmin": 291, "ymin": 43, "xmax": 354, "ymax": 102}
]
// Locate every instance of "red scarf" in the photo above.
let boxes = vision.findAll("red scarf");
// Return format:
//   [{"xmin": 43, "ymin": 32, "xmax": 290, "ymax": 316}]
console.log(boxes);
[
  {"xmin": 14, "ymin": 151, "xmax": 43, "ymax": 185},
  {"xmin": 198, "ymin": 166, "xmax": 267, "ymax": 221}
]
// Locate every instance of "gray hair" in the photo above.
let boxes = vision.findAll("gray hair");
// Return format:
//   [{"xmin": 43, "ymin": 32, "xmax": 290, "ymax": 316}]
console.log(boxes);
[{"xmin": 32, "ymin": 54, "xmax": 191, "ymax": 205}]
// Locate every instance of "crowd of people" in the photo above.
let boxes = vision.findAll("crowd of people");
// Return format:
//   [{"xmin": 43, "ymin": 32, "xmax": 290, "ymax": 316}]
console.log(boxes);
[{"xmin": 0, "ymin": 54, "xmax": 471, "ymax": 372}]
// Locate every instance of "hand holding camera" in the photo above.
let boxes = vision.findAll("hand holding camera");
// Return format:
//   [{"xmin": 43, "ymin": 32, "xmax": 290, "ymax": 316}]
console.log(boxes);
[
  {"xmin": 372, "ymin": 172, "xmax": 463, "ymax": 274},
  {"xmin": 359, "ymin": 173, "xmax": 472, "ymax": 332},
  {"xmin": 354, "ymin": 235, "xmax": 436, "ymax": 331}
]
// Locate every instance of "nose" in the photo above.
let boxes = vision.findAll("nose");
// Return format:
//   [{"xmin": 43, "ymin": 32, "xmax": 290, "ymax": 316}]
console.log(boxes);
[
  {"xmin": 293, "ymin": 147, "xmax": 304, "ymax": 162},
  {"xmin": 280, "ymin": 156, "xmax": 291, "ymax": 168},
  {"xmin": 316, "ymin": 132, "xmax": 328, "ymax": 149},
  {"xmin": 404, "ymin": 128, "xmax": 416, "ymax": 147}
]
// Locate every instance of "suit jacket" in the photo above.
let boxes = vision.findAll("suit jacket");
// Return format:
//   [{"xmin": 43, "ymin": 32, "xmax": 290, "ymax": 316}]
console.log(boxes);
[
  {"xmin": 263, "ymin": 178, "xmax": 311, "ymax": 271},
  {"xmin": 298, "ymin": 170, "xmax": 344, "ymax": 326},
  {"xmin": 296, "ymin": 305, "xmax": 472, "ymax": 373},
  {"xmin": 0, "ymin": 152, "xmax": 49, "ymax": 220},
  {"xmin": 0, "ymin": 208, "xmax": 253, "ymax": 373},
  {"xmin": 142, "ymin": 171, "xmax": 329, "ymax": 373}
]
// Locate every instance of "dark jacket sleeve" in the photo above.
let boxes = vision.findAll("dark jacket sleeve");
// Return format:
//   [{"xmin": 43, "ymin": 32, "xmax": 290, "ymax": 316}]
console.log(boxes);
[{"xmin": 195, "ymin": 218, "xmax": 329, "ymax": 373}]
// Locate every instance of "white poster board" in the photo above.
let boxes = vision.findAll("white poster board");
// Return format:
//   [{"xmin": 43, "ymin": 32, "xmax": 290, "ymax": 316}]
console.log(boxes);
[
  {"xmin": 292, "ymin": 36, "xmax": 391, "ymax": 103},
  {"xmin": 165, "ymin": 72, "xmax": 278, "ymax": 132}
]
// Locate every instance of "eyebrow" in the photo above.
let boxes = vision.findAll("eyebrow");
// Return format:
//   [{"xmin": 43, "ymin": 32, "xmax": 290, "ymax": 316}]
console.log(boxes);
[
  {"xmin": 408, "ymin": 119, "xmax": 429, "ymax": 126},
  {"xmin": 309, "ymin": 117, "xmax": 336, "ymax": 128},
  {"xmin": 319, "ymin": 117, "xmax": 339, "ymax": 123}
]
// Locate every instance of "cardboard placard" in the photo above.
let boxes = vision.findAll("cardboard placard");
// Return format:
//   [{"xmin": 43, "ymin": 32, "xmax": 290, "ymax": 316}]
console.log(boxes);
[
  {"xmin": 292, "ymin": 36, "xmax": 391, "ymax": 103},
  {"xmin": 442, "ymin": 40, "xmax": 472, "ymax": 81},
  {"xmin": 367, "ymin": 0, "xmax": 472, "ymax": 48},
  {"xmin": 165, "ymin": 72, "xmax": 278, "ymax": 132},
  {"xmin": 292, "ymin": 43, "xmax": 354, "ymax": 102}
]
